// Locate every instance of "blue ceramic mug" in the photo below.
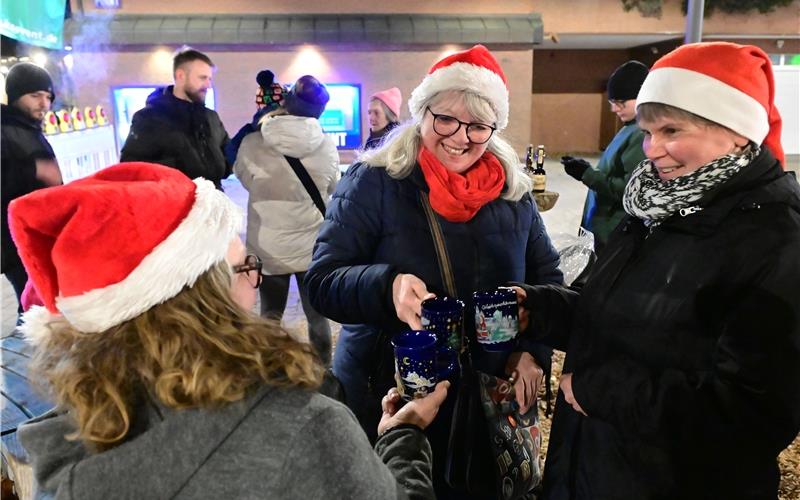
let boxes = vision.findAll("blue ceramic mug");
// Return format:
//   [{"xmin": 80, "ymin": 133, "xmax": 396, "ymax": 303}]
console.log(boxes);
[
  {"xmin": 421, "ymin": 296, "xmax": 464, "ymax": 350},
  {"xmin": 473, "ymin": 287, "xmax": 519, "ymax": 352},
  {"xmin": 392, "ymin": 330, "xmax": 439, "ymax": 400},
  {"xmin": 421, "ymin": 297, "xmax": 464, "ymax": 378}
]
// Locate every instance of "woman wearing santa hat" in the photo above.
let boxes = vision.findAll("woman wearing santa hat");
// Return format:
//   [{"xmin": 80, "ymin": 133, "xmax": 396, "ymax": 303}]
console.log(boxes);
[
  {"xmin": 9, "ymin": 162, "xmax": 448, "ymax": 498},
  {"xmin": 306, "ymin": 45, "xmax": 563, "ymax": 498},
  {"xmin": 364, "ymin": 87, "xmax": 403, "ymax": 150},
  {"xmin": 516, "ymin": 42, "xmax": 800, "ymax": 499}
]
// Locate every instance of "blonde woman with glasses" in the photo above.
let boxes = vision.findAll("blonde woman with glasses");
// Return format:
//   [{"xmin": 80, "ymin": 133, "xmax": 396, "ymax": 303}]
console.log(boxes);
[{"xmin": 306, "ymin": 45, "xmax": 562, "ymax": 499}]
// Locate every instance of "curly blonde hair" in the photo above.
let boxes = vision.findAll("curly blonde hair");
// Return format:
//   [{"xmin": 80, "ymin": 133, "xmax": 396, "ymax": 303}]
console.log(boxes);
[{"xmin": 29, "ymin": 261, "xmax": 324, "ymax": 450}]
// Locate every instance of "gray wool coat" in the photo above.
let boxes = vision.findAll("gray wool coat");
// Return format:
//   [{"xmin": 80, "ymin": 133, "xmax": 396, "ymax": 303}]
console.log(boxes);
[{"xmin": 19, "ymin": 386, "xmax": 434, "ymax": 499}]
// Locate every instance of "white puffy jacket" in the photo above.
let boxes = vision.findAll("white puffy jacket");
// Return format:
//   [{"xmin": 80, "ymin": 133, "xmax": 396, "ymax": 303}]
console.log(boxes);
[{"xmin": 234, "ymin": 115, "xmax": 339, "ymax": 275}]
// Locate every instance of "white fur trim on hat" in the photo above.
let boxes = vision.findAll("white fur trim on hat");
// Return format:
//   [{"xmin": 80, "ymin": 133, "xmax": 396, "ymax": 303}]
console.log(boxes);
[
  {"xmin": 637, "ymin": 67, "xmax": 769, "ymax": 145},
  {"xmin": 18, "ymin": 306, "xmax": 57, "ymax": 347},
  {"xmin": 23, "ymin": 178, "xmax": 243, "ymax": 334},
  {"xmin": 408, "ymin": 62, "xmax": 510, "ymax": 130}
]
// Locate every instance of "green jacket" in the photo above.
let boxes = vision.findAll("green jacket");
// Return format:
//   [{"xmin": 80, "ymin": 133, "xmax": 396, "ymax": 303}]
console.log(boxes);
[{"xmin": 580, "ymin": 122, "xmax": 646, "ymax": 248}]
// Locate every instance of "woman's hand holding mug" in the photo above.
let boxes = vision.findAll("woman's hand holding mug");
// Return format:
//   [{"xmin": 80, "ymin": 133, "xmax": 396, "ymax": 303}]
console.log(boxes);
[{"xmin": 392, "ymin": 273, "xmax": 436, "ymax": 330}]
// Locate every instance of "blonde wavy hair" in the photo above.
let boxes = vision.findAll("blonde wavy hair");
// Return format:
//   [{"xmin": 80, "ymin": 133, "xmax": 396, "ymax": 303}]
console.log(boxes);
[
  {"xmin": 29, "ymin": 261, "xmax": 324, "ymax": 451},
  {"xmin": 358, "ymin": 89, "xmax": 532, "ymax": 201}
]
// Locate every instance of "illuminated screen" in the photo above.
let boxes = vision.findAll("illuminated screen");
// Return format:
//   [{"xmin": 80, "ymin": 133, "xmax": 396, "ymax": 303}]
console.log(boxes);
[
  {"xmin": 111, "ymin": 86, "xmax": 216, "ymax": 152},
  {"xmin": 0, "ymin": 0, "xmax": 66, "ymax": 49},
  {"xmin": 319, "ymin": 84, "xmax": 361, "ymax": 149}
]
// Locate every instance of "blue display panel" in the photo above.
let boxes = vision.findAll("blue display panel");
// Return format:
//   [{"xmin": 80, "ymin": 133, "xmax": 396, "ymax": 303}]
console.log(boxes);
[
  {"xmin": 111, "ymin": 86, "xmax": 215, "ymax": 152},
  {"xmin": 319, "ymin": 84, "xmax": 361, "ymax": 149}
]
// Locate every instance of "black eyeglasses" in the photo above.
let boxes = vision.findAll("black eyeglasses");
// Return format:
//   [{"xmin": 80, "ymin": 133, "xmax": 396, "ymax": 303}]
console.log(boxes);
[
  {"xmin": 233, "ymin": 254, "xmax": 263, "ymax": 289},
  {"xmin": 425, "ymin": 107, "xmax": 496, "ymax": 144},
  {"xmin": 608, "ymin": 99, "xmax": 630, "ymax": 108}
]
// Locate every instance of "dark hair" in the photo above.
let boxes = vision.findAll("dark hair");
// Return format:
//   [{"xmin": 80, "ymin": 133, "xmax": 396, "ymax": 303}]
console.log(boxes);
[
  {"xmin": 173, "ymin": 48, "xmax": 214, "ymax": 75},
  {"xmin": 637, "ymin": 102, "xmax": 728, "ymax": 130}
]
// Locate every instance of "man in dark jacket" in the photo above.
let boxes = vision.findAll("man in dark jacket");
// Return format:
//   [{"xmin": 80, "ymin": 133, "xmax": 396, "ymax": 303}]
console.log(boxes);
[
  {"xmin": 120, "ymin": 48, "xmax": 231, "ymax": 188},
  {"xmin": 1, "ymin": 62, "xmax": 62, "ymax": 320}
]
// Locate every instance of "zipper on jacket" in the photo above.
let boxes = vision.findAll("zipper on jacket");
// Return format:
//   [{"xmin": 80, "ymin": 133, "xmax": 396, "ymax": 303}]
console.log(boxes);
[{"xmin": 679, "ymin": 206, "xmax": 703, "ymax": 217}]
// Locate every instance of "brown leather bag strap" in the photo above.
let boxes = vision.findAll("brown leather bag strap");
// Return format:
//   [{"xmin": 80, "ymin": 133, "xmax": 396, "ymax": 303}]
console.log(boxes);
[{"xmin": 420, "ymin": 191, "xmax": 457, "ymax": 298}]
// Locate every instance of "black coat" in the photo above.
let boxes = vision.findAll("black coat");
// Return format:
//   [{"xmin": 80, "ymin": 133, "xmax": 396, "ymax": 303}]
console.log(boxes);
[
  {"xmin": 120, "ymin": 86, "xmax": 231, "ymax": 188},
  {"xmin": 1, "ymin": 104, "xmax": 55, "ymax": 272},
  {"xmin": 523, "ymin": 149, "xmax": 800, "ymax": 500}
]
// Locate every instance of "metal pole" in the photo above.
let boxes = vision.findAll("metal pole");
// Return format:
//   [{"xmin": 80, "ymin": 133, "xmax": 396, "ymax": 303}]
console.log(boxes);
[{"xmin": 685, "ymin": 0, "xmax": 705, "ymax": 44}]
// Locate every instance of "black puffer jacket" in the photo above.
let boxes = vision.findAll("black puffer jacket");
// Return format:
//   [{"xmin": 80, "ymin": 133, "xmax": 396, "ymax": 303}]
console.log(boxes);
[
  {"xmin": 522, "ymin": 149, "xmax": 800, "ymax": 500},
  {"xmin": 120, "ymin": 86, "xmax": 231, "ymax": 188},
  {"xmin": 1, "ymin": 104, "xmax": 54, "ymax": 272}
]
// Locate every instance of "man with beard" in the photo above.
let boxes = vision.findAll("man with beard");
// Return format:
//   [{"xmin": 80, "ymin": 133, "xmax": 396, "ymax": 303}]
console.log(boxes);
[
  {"xmin": 1, "ymin": 62, "xmax": 63, "ymax": 322},
  {"xmin": 121, "ymin": 48, "xmax": 232, "ymax": 189}
]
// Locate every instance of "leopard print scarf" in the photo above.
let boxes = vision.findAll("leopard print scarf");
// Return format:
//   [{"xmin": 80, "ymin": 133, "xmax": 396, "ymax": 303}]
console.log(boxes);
[{"xmin": 623, "ymin": 146, "xmax": 759, "ymax": 227}]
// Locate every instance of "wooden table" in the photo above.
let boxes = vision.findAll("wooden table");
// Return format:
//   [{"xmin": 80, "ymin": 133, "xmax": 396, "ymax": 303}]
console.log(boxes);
[{"xmin": 2, "ymin": 332, "xmax": 54, "ymax": 500}]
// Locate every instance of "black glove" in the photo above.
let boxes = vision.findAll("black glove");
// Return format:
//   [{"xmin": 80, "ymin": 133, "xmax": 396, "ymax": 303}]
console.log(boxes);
[{"xmin": 560, "ymin": 156, "xmax": 591, "ymax": 182}]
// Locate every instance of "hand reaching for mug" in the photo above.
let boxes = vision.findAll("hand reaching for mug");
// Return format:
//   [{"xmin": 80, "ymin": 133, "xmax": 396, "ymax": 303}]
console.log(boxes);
[
  {"xmin": 392, "ymin": 273, "xmax": 435, "ymax": 330},
  {"xmin": 377, "ymin": 381, "xmax": 450, "ymax": 435},
  {"xmin": 506, "ymin": 351, "xmax": 544, "ymax": 414}
]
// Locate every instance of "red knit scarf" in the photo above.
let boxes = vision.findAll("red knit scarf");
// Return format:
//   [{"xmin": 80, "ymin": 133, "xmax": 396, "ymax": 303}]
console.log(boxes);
[{"xmin": 418, "ymin": 146, "xmax": 506, "ymax": 222}]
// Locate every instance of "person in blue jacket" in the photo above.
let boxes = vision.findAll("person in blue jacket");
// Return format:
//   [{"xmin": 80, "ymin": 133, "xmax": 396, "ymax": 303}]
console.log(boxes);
[
  {"xmin": 305, "ymin": 45, "xmax": 562, "ymax": 499},
  {"xmin": 560, "ymin": 60, "xmax": 648, "ymax": 254}
]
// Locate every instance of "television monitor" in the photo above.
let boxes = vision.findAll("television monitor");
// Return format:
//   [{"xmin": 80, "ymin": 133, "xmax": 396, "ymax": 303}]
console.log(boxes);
[
  {"xmin": 319, "ymin": 84, "xmax": 361, "ymax": 149},
  {"xmin": 111, "ymin": 86, "xmax": 216, "ymax": 153}
]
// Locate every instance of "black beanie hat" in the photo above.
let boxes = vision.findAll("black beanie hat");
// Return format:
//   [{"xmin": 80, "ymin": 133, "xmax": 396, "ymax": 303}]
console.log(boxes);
[
  {"xmin": 5, "ymin": 62, "xmax": 54, "ymax": 104},
  {"xmin": 283, "ymin": 75, "xmax": 330, "ymax": 119},
  {"xmin": 256, "ymin": 69, "xmax": 275, "ymax": 89},
  {"xmin": 607, "ymin": 60, "xmax": 649, "ymax": 101}
]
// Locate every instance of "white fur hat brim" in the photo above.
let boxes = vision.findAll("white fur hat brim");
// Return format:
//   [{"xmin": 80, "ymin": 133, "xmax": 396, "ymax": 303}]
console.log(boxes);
[
  {"xmin": 408, "ymin": 61, "xmax": 509, "ymax": 130},
  {"xmin": 20, "ymin": 178, "xmax": 242, "ymax": 340}
]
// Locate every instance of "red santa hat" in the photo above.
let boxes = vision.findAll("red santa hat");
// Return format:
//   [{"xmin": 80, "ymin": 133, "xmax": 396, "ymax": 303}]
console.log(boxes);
[
  {"xmin": 637, "ymin": 42, "xmax": 784, "ymax": 166},
  {"xmin": 408, "ymin": 44, "xmax": 509, "ymax": 130},
  {"xmin": 8, "ymin": 162, "xmax": 242, "ymax": 341}
]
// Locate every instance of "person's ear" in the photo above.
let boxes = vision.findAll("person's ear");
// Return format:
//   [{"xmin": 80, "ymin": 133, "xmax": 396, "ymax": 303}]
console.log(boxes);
[{"xmin": 734, "ymin": 135, "xmax": 749, "ymax": 148}]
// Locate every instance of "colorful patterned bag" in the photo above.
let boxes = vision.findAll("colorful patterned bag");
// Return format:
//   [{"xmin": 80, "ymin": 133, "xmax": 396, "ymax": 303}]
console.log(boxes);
[
  {"xmin": 476, "ymin": 371, "xmax": 543, "ymax": 499},
  {"xmin": 444, "ymin": 346, "xmax": 543, "ymax": 499}
]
